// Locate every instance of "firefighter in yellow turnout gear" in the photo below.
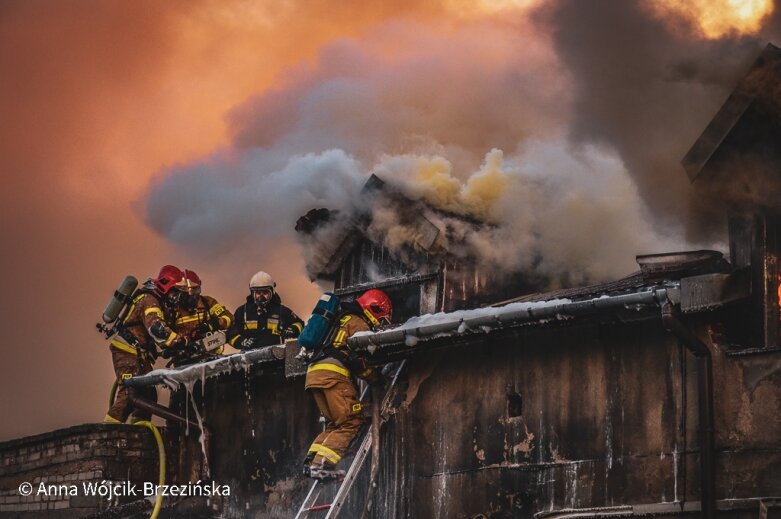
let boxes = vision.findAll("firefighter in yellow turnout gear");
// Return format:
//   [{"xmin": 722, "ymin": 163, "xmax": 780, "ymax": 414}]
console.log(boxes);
[
  {"xmin": 104, "ymin": 265, "xmax": 185, "ymax": 423},
  {"xmin": 167, "ymin": 269, "xmax": 233, "ymax": 366},
  {"xmin": 304, "ymin": 289, "xmax": 393, "ymax": 480}
]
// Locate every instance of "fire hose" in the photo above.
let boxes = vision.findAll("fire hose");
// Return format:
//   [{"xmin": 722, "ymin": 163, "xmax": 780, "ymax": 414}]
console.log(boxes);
[{"xmin": 133, "ymin": 421, "xmax": 166, "ymax": 519}]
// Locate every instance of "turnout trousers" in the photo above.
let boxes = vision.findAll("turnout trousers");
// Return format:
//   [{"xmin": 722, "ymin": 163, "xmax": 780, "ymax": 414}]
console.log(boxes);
[
  {"xmin": 105, "ymin": 347, "xmax": 156, "ymax": 423},
  {"xmin": 305, "ymin": 363, "xmax": 364, "ymax": 467}
]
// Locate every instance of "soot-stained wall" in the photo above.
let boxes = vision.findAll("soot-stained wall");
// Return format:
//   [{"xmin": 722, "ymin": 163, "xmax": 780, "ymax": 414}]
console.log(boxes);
[
  {"xmin": 169, "ymin": 361, "xmax": 321, "ymax": 518},
  {"xmin": 171, "ymin": 319, "xmax": 781, "ymax": 518}
]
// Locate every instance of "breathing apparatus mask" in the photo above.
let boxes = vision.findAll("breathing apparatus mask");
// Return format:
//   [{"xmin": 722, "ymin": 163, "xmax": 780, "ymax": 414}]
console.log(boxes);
[{"xmin": 252, "ymin": 286, "xmax": 274, "ymax": 311}]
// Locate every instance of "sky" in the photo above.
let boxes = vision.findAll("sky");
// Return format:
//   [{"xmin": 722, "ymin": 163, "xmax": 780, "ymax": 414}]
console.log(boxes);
[{"xmin": 0, "ymin": 0, "xmax": 778, "ymax": 440}]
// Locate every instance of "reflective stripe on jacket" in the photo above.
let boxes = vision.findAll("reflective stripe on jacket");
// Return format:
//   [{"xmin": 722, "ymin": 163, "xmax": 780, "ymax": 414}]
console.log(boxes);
[
  {"xmin": 306, "ymin": 313, "xmax": 376, "ymax": 382},
  {"xmin": 228, "ymin": 294, "xmax": 303, "ymax": 348}
]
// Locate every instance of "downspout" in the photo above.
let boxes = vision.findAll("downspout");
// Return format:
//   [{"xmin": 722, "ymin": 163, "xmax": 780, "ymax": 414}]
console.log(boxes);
[{"xmin": 661, "ymin": 302, "xmax": 715, "ymax": 519}]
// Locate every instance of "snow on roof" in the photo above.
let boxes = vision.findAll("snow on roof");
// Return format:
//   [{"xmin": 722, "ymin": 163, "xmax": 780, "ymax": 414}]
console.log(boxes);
[
  {"xmin": 349, "ymin": 287, "xmax": 671, "ymax": 349},
  {"xmin": 126, "ymin": 286, "xmax": 674, "ymax": 387},
  {"xmin": 124, "ymin": 345, "xmax": 283, "ymax": 389}
]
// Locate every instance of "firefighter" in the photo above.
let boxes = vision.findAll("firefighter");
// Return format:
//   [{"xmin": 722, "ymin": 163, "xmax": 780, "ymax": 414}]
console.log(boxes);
[
  {"xmin": 228, "ymin": 271, "xmax": 304, "ymax": 351},
  {"xmin": 104, "ymin": 265, "xmax": 185, "ymax": 423},
  {"xmin": 304, "ymin": 289, "xmax": 392, "ymax": 480},
  {"xmin": 167, "ymin": 269, "xmax": 234, "ymax": 366}
]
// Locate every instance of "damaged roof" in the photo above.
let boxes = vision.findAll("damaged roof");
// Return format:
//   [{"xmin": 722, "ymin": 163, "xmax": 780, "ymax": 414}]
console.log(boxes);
[{"xmin": 296, "ymin": 174, "xmax": 484, "ymax": 281}]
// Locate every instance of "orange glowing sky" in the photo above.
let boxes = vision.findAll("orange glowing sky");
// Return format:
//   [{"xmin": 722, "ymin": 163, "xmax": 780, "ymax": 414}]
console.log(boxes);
[
  {"xmin": 646, "ymin": 0, "xmax": 775, "ymax": 38},
  {"xmin": 0, "ymin": 0, "xmax": 777, "ymax": 440}
]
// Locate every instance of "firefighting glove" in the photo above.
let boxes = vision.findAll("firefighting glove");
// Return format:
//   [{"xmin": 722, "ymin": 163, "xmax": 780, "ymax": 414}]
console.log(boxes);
[
  {"xmin": 194, "ymin": 322, "xmax": 213, "ymax": 337},
  {"xmin": 240, "ymin": 337, "xmax": 255, "ymax": 349},
  {"xmin": 150, "ymin": 321, "xmax": 174, "ymax": 344},
  {"xmin": 170, "ymin": 335, "xmax": 192, "ymax": 352}
]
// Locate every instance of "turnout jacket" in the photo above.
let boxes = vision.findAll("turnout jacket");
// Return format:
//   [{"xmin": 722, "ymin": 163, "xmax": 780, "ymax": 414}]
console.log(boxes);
[
  {"xmin": 171, "ymin": 295, "xmax": 233, "ymax": 345},
  {"xmin": 229, "ymin": 293, "xmax": 303, "ymax": 350},
  {"xmin": 110, "ymin": 290, "xmax": 179, "ymax": 360},
  {"xmin": 164, "ymin": 294, "xmax": 234, "ymax": 365},
  {"xmin": 305, "ymin": 309, "xmax": 378, "ymax": 387}
]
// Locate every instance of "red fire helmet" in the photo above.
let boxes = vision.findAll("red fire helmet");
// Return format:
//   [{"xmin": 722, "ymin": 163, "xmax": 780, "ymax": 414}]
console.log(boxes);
[
  {"xmin": 356, "ymin": 289, "xmax": 393, "ymax": 324},
  {"xmin": 154, "ymin": 265, "xmax": 184, "ymax": 295}
]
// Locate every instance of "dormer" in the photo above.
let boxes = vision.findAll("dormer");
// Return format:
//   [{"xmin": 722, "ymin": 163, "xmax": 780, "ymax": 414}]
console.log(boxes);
[{"xmin": 295, "ymin": 175, "xmax": 536, "ymax": 321}]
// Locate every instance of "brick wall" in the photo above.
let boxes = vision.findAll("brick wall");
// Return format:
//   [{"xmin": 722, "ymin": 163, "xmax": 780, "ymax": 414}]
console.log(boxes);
[{"xmin": 0, "ymin": 423, "xmax": 164, "ymax": 518}]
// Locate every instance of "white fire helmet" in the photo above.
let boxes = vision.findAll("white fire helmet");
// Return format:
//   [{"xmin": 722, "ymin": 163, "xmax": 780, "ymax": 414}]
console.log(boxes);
[
  {"xmin": 249, "ymin": 271, "xmax": 275, "ymax": 290},
  {"xmin": 249, "ymin": 271, "xmax": 276, "ymax": 306}
]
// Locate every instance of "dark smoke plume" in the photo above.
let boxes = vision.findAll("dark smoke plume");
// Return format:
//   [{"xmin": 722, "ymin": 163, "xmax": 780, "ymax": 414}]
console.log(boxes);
[{"xmin": 542, "ymin": 0, "xmax": 780, "ymax": 238}]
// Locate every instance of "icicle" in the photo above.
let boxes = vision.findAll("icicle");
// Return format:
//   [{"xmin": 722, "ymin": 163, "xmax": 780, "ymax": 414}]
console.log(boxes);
[
  {"xmin": 183, "ymin": 379, "xmax": 211, "ymax": 479},
  {"xmin": 183, "ymin": 380, "xmax": 194, "ymax": 437}
]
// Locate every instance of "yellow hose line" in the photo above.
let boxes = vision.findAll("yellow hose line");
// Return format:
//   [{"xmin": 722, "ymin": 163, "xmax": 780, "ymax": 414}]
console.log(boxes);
[{"xmin": 134, "ymin": 421, "xmax": 165, "ymax": 519}]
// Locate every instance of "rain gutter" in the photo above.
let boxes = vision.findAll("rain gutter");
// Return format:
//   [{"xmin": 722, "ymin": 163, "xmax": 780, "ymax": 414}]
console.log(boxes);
[{"xmin": 349, "ymin": 287, "xmax": 673, "ymax": 349}]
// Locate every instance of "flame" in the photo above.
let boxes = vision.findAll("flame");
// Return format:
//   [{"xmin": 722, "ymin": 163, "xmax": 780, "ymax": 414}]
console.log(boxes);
[{"xmin": 645, "ymin": 0, "xmax": 774, "ymax": 39}]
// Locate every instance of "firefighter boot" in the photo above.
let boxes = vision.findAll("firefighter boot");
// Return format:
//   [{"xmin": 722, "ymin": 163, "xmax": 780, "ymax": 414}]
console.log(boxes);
[
  {"xmin": 309, "ymin": 462, "xmax": 345, "ymax": 481},
  {"xmin": 302, "ymin": 453, "xmax": 315, "ymax": 477}
]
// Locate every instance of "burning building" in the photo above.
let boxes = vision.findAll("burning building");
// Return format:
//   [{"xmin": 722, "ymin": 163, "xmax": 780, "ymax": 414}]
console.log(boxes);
[{"xmin": 2, "ymin": 44, "xmax": 781, "ymax": 519}]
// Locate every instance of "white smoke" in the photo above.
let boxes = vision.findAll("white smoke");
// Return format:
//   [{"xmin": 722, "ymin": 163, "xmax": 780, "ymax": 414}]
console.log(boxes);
[
  {"xmin": 368, "ymin": 140, "xmax": 691, "ymax": 286},
  {"xmin": 147, "ymin": 149, "xmax": 364, "ymax": 251}
]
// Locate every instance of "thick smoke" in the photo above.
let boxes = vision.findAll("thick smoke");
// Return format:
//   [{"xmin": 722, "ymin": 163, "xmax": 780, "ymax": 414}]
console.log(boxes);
[
  {"xmin": 226, "ymin": 19, "xmax": 568, "ymax": 173},
  {"xmin": 146, "ymin": 2, "xmax": 779, "ymax": 296},
  {"xmin": 146, "ymin": 16, "xmax": 575, "ymax": 286},
  {"xmin": 368, "ymin": 143, "xmax": 688, "ymax": 286},
  {"xmin": 148, "ymin": 149, "xmax": 364, "ymax": 250},
  {"xmin": 542, "ymin": 0, "xmax": 781, "ymax": 237}
]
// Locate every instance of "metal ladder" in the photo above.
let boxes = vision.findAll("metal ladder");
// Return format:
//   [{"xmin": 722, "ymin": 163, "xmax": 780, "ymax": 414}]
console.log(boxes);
[{"xmin": 294, "ymin": 360, "xmax": 406, "ymax": 519}]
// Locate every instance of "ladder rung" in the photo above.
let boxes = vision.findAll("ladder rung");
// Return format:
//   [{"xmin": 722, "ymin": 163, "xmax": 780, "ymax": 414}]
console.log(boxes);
[{"xmin": 308, "ymin": 504, "xmax": 332, "ymax": 511}]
